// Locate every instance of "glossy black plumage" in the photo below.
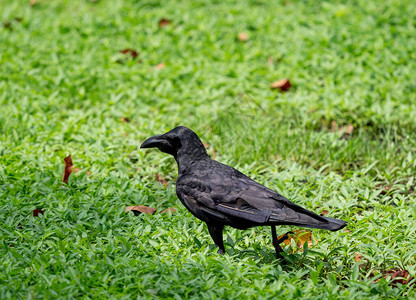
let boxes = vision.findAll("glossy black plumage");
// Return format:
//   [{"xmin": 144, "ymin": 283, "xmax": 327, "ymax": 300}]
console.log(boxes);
[{"xmin": 141, "ymin": 126, "xmax": 347, "ymax": 258}]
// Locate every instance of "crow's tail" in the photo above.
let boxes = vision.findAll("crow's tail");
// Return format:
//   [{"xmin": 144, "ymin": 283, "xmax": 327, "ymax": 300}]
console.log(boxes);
[
  {"xmin": 268, "ymin": 204, "xmax": 347, "ymax": 232},
  {"xmin": 303, "ymin": 216, "xmax": 347, "ymax": 231}
]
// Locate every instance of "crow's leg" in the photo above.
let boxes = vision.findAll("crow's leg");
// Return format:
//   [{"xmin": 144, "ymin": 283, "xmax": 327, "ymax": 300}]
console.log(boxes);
[
  {"xmin": 271, "ymin": 226, "xmax": 293, "ymax": 260},
  {"xmin": 207, "ymin": 223, "xmax": 225, "ymax": 254}
]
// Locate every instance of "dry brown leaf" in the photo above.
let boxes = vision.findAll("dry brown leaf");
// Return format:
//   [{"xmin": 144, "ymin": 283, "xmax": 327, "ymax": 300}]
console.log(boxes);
[
  {"xmin": 33, "ymin": 208, "xmax": 44, "ymax": 217},
  {"xmin": 126, "ymin": 205, "xmax": 156, "ymax": 215},
  {"xmin": 278, "ymin": 230, "xmax": 315, "ymax": 248},
  {"xmin": 331, "ymin": 121, "xmax": 354, "ymax": 138},
  {"xmin": 320, "ymin": 210, "xmax": 329, "ymax": 216},
  {"xmin": 343, "ymin": 124, "xmax": 354, "ymax": 135},
  {"xmin": 158, "ymin": 18, "xmax": 171, "ymax": 28},
  {"xmin": 120, "ymin": 48, "xmax": 138, "ymax": 59},
  {"xmin": 331, "ymin": 120, "xmax": 337, "ymax": 132},
  {"xmin": 270, "ymin": 78, "xmax": 291, "ymax": 91},
  {"xmin": 238, "ymin": 32, "xmax": 249, "ymax": 42},
  {"xmin": 155, "ymin": 62, "xmax": 165, "ymax": 70},
  {"xmin": 156, "ymin": 173, "xmax": 168, "ymax": 186},
  {"xmin": 354, "ymin": 252, "xmax": 363, "ymax": 263},
  {"xmin": 378, "ymin": 185, "xmax": 392, "ymax": 195},
  {"xmin": 120, "ymin": 117, "xmax": 130, "ymax": 123},
  {"xmin": 161, "ymin": 207, "xmax": 176, "ymax": 214},
  {"xmin": 374, "ymin": 270, "xmax": 414, "ymax": 286},
  {"xmin": 63, "ymin": 155, "xmax": 73, "ymax": 184}
]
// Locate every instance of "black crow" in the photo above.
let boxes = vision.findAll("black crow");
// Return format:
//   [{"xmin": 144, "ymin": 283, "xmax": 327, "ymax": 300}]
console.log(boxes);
[{"xmin": 141, "ymin": 126, "xmax": 347, "ymax": 259}]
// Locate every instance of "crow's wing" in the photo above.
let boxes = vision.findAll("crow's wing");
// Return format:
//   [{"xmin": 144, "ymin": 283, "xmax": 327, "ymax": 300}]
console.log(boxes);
[{"xmin": 177, "ymin": 172, "xmax": 346, "ymax": 230}]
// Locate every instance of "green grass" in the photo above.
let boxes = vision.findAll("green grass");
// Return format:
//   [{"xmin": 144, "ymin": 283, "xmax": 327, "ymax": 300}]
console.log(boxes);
[{"xmin": 1, "ymin": 0, "xmax": 416, "ymax": 298}]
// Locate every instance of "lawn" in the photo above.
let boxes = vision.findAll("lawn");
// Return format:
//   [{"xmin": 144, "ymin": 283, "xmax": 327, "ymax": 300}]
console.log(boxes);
[{"xmin": 1, "ymin": 0, "xmax": 416, "ymax": 298}]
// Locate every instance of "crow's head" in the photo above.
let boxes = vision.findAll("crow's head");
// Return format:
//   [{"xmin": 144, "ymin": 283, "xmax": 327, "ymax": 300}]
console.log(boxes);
[{"xmin": 141, "ymin": 126, "xmax": 208, "ymax": 160}]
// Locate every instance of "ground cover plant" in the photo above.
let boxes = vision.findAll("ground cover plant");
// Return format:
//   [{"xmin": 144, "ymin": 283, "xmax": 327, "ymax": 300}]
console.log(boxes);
[{"xmin": 1, "ymin": 0, "xmax": 415, "ymax": 298}]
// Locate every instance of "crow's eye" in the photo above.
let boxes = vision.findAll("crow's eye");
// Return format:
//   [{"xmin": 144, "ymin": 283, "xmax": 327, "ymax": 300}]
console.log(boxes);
[{"xmin": 171, "ymin": 136, "xmax": 181, "ymax": 148}]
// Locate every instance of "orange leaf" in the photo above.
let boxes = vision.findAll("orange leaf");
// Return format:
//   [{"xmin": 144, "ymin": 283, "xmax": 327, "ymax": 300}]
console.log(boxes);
[
  {"xmin": 126, "ymin": 205, "xmax": 156, "ymax": 215},
  {"xmin": 238, "ymin": 32, "xmax": 249, "ymax": 42},
  {"xmin": 63, "ymin": 155, "xmax": 73, "ymax": 184},
  {"xmin": 270, "ymin": 78, "xmax": 291, "ymax": 91},
  {"xmin": 156, "ymin": 173, "xmax": 168, "ymax": 186},
  {"xmin": 278, "ymin": 230, "xmax": 316, "ymax": 248},
  {"xmin": 158, "ymin": 18, "xmax": 171, "ymax": 28},
  {"xmin": 354, "ymin": 252, "xmax": 363, "ymax": 263},
  {"xmin": 155, "ymin": 62, "xmax": 165, "ymax": 70}
]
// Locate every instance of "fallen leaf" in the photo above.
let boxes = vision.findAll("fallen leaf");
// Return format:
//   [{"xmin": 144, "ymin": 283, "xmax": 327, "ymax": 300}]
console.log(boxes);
[
  {"xmin": 155, "ymin": 62, "xmax": 165, "ymax": 70},
  {"xmin": 331, "ymin": 121, "xmax": 354, "ymax": 139},
  {"xmin": 63, "ymin": 155, "xmax": 73, "ymax": 184},
  {"xmin": 354, "ymin": 252, "xmax": 363, "ymax": 263},
  {"xmin": 238, "ymin": 32, "xmax": 249, "ymax": 42},
  {"xmin": 161, "ymin": 207, "xmax": 176, "ymax": 213},
  {"xmin": 320, "ymin": 209, "xmax": 329, "ymax": 216},
  {"xmin": 374, "ymin": 269, "xmax": 414, "ymax": 286},
  {"xmin": 278, "ymin": 230, "xmax": 316, "ymax": 248},
  {"xmin": 158, "ymin": 18, "xmax": 171, "ymax": 28},
  {"xmin": 156, "ymin": 173, "xmax": 168, "ymax": 186},
  {"xmin": 379, "ymin": 185, "xmax": 392, "ymax": 195},
  {"xmin": 32, "ymin": 208, "xmax": 44, "ymax": 217},
  {"xmin": 270, "ymin": 78, "xmax": 291, "ymax": 91},
  {"xmin": 120, "ymin": 48, "xmax": 138, "ymax": 59},
  {"xmin": 120, "ymin": 117, "xmax": 130, "ymax": 123},
  {"xmin": 126, "ymin": 205, "xmax": 156, "ymax": 215},
  {"xmin": 331, "ymin": 120, "xmax": 337, "ymax": 132},
  {"xmin": 343, "ymin": 124, "xmax": 354, "ymax": 135}
]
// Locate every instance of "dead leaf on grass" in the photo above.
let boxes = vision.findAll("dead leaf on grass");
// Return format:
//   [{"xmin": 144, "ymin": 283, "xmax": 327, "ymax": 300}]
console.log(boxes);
[
  {"xmin": 331, "ymin": 121, "xmax": 354, "ymax": 139},
  {"xmin": 354, "ymin": 252, "xmax": 363, "ymax": 263},
  {"xmin": 374, "ymin": 269, "xmax": 414, "ymax": 286},
  {"xmin": 270, "ymin": 78, "xmax": 291, "ymax": 91},
  {"xmin": 155, "ymin": 62, "xmax": 165, "ymax": 70},
  {"xmin": 320, "ymin": 210, "xmax": 329, "ymax": 216},
  {"xmin": 126, "ymin": 205, "xmax": 156, "ymax": 215},
  {"xmin": 158, "ymin": 18, "xmax": 171, "ymax": 28},
  {"xmin": 120, "ymin": 117, "xmax": 130, "ymax": 123},
  {"xmin": 63, "ymin": 155, "xmax": 73, "ymax": 184},
  {"xmin": 120, "ymin": 48, "xmax": 138, "ymax": 59},
  {"xmin": 238, "ymin": 32, "xmax": 249, "ymax": 42},
  {"xmin": 156, "ymin": 173, "xmax": 168, "ymax": 186},
  {"xmin": 278, "ymin": 230, "xmax": 316, "ymax": 248},
  {"xmin": 33, "ymin": 208, "xmax": 44, "ymax": 217}
]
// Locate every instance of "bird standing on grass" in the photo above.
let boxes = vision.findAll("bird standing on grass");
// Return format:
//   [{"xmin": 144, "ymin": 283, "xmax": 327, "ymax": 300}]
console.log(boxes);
[{"xmin": 141, "ymin": 126, "xmax": 347, "ymax": 260}]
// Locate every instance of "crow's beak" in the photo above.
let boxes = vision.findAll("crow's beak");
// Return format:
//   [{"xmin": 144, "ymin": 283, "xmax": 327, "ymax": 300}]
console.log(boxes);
[{"xmin": 140, "ymin": 134, "xmax": 167, "ymax": 149}]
